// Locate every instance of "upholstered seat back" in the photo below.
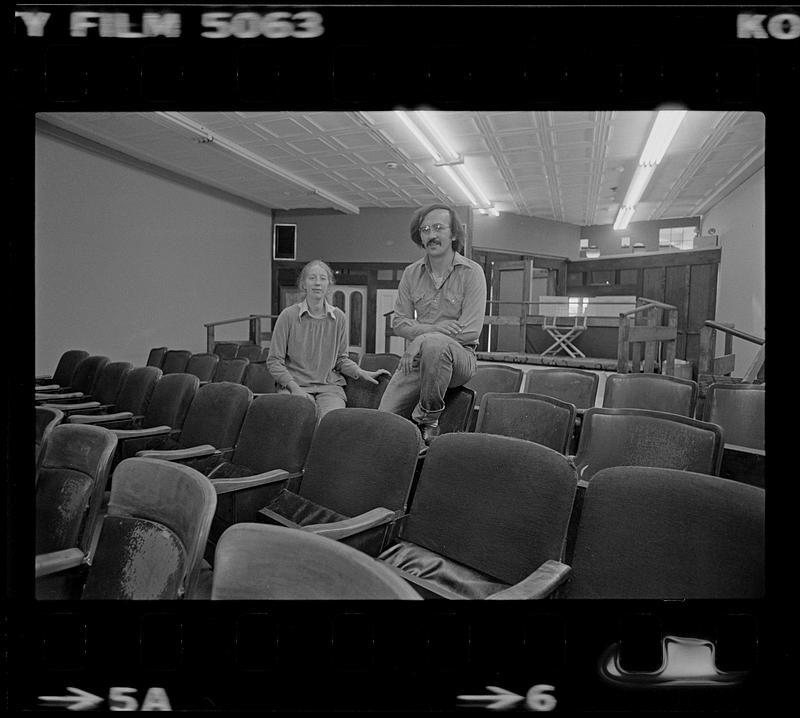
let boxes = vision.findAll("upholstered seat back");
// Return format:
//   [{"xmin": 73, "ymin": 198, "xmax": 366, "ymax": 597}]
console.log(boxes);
[
  {"xmin": 344, "ymin": 373, "xmax": 391, "ymax": 409},
  {"xmin": 142, "ymin": 373, "xmax": 198, "ymax": 430},
  {"xmin": 213, "ymin": 358, "xmax": 249, "ymax": 383},
  {"xmin": 91, "ymin": 361, "xmax": 133, "ymax": 405},
  {"xmin": 89, "ymin": 458, "xmax": 217, "ymax": 599},
  {"xmin": 602, "ymin": 373, "xmax": 698, "ymax": 417},
  {"xmin": 523, "ymin": 367, "xmax": 599, "ymax": 410},
  {"xmin": 161, "ymin": 349, "xmax": 192, "ymax": 375},
  {"xmin": 242, "ymin": 362, "xmax": 277, "ymax": 394},
  {"xmin": 359, "ymin": 353, "xmax": 401, "ymax": 373},
  {"xmin": 70, "ymin": 355, "xmax": 111, "ymax": 394},
  {"xmin": 300, "ymin": 408, "xmax": 420, "ymax": 516},
  {"xmin": 145, "ymin": 346, "xmax": 168, "ymax": 368},
  {"xmin": 49, "ymin": 349, "xmax": 89, "ymax": 387},
  {"xmin": 400, "ymin": 433, "xmax": 577, "ymax": 586},
  {"xmin": 703, "ymin": 383, "xmax": 765, "ymax": 450},
  {"xmin": 212, "ymin": 523, "xmax": 422, "ymax": 599},
  {"xmin": 35, "ymin": 406, "xmax": 64, "ymax": 465},
  {"xmin": 475, "ymin": 392, "xmax": 576, "ymax": 453},
  {"xmin": 115, "ymin": 366, "xmax": 162, "ymax": 415},
  {"xmin": 574, "ymin": 407, "xmax": 724, "ymax": 483},
  {"xmin": 212, "ymin": 342, "xmax": 239, "ymax": 359},
  {"xmin": 178, "ymin": 381, "xmax": 251, "ymax": 449},
  {"xmin": 563, "ymin": 467, "xmax": 765, "ymax": 599},
  {"xmin": 185, "ymin": 352, "xmax": 220, "ymax": 383},
  {"xmin": 235, "ymin": 344, "xmax": 264, "ymax": 362},
  {"xmin": 438, "ymin": 386, "xmax": 476, "ymax": 434},
  {"xmin": 465, "ymin": 364, "xmax": 524, "ymax": 403},
  {"xmin": 231, "ymin": 394, "xmax": 316, "ymax": 474},
  {"xmin": 35, "ymin": 424, "xmax": 117, "ymax": 554}
]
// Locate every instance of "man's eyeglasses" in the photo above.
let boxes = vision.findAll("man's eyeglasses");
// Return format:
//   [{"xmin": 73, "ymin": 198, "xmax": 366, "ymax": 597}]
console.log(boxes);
[{"xmin": 419, "ymin": 223, "xmax": 451, "ymax": 234}]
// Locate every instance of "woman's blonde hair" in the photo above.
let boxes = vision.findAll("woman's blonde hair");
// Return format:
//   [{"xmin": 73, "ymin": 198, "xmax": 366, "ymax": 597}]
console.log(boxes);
[{"xmin": 297, "ymin": 259, "xmax": 336, "ymax": 291}]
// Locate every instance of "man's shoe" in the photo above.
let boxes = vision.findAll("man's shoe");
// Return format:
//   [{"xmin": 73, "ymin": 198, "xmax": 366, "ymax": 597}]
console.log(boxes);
[{"xmin": 420, "ymin": 424, "xmax": 440, "ymax": 447}]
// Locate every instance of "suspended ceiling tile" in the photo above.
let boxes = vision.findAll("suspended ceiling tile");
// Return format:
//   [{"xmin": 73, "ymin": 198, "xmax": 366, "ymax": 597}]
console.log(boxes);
[
  {"xmin": 353, "ymin": 148, "xmax": 402, "ymax": 164},
  {"xmin": 253, "ymin": 118, "xmax": 313, "ymax": 138},
  {"xmin": 310, "ymin": 155, "xmax": 357, "ymax": 169},
  {"xmin": 329, "ymin": 131, "xmax": 384, "ymax": 150},
  {"xmin": 486, "ymin": 112, "xmax": 537, "ymax": 133},
  {"xmin": 304, "ymin": 113, "xmax": 363, "ymax": 132}
]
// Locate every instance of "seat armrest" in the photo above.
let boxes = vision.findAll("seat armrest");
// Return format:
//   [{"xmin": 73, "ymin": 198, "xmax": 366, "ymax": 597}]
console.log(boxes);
[
  {"xmin": 40, "ymin": 400, "xmax": 101, "ymax": 411},
  {"xmin": 35, "ymin": 548, "xmax": 87, "ymax": 578},
  {"xmin": 68, "ymin": 411, "xmax": 135, "ymax": 425},
  {"xmin": 211, "ymin": 469, "xmax": 293, "ymax": 495},
  {"xmin": 36, "ymin": 391, "xmax": 85, "ymax": 401},
  {"xmin": 112, "ymin": 425, "xmax": 172, "ymax": 440},
  {"xmin": 35, "ymin": 383, "xmax": 59, "ymax": 391},
  {"xmin": 257, "ymin": 506, "xmax": 302, "ymax": 529},
  {"xmin": 303, "ymin": 507, "xmax": 398, "ymax": 541},
  {"xmin": 135, "ymin": 444, "xmax": 217, "ymax": 461},
  {"xmin": 725, "ymin": 443, "xmax": 766, "ymax": 457},
  {"xmin": 486, "ymin": 560, "xmax": 571, "ymax": 600}
]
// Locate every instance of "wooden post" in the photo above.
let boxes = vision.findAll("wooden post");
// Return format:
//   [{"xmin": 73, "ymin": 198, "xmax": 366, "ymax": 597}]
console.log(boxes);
[
  {"xmin": 663, "ymin": 308, "xmax": 677, "ymax": 376},
  {"xmin": 643, "ymin": 306, "xmax": 657, "ymax": 373},
  {"xmin": 249, "ymin": 316, "xmax": 262, "ymax": 345},
  {"xmin": 206, "ymin": 325, "xmax": 215, "ymax": 354},
  {"xmin": 698, "ymin": 324, "xmax": 715, "ymax": 377},
  {"xmin": 617, "ymin": 313, "xmax": 630, "ymax": 373}
]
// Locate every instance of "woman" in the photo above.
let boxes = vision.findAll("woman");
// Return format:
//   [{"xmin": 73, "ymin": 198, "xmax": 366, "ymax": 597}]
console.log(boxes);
[{"xmin": 267, "ymin": 259, "xmax": 390, "ymax": 421}]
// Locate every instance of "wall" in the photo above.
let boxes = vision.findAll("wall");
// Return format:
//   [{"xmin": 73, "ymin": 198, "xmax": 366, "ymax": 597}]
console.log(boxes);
[
  {"xmin": 580, "ymin": 216, "xmax": 701, "ymax": 256},
  {"xmin": 274, "ymin": 207, "xmax": 449, "ymax": 264},
  {"xmin": 35, "ymin": 130, "xmax": 272, "ymax": 374},
  {"xmin": 472, "ymin": 211, "xmax": 581, "ymax": 259},
  {"xmin": 700, "ymin": 167, "xmax": 765, "ymax": 371}
]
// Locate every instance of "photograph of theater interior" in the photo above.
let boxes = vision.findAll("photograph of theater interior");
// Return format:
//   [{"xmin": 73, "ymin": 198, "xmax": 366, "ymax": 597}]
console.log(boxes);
[{"xmin": 34, "ymin": 110, "xmax": 764, "ymax": 601}]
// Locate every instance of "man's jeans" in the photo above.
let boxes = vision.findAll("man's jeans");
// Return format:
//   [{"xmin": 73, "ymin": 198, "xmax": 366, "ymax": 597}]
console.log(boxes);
[{"xmin": 378, "ymin": 333, "xmax": 477, "ymax": 426}]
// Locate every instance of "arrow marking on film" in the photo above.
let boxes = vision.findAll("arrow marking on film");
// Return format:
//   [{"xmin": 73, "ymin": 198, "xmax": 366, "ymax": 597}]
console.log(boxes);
[
  {"xmin": 38, "ymin": 687, "xmax": 104, "ymax": 711},
  {"xmin": 458, "ymin": 686, "xmax": 525, "ymax": 710}
]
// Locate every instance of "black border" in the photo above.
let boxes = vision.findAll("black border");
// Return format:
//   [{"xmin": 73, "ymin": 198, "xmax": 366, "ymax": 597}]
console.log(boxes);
[{"xmin": 11, "ymin": 2, "xmax": 790, "ymax": 713}]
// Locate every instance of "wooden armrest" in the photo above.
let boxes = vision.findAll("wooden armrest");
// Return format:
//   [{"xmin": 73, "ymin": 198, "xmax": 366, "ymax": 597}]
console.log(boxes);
[
  {"xmin": 257, "ymin": 506, "xmax": 302, "ymax": 529},
  {"xmin": 303, "ymin": 507, "xmax": 397, "ymax": 540},
  {"xmin": 724, "ymin": 443, "xmax": 765, "ymax": 457},
  {"xmin": 35, "ymin": 383, "xmax": 58, "ymax": 391},
  {"xmin": 68, "ymin": 411, "xmax": 135, "ymax": 424},
  {"xmin": 35, "ymin": 548, "xmax": 87, "ymax": 578},
  {"xmin": 112, "ymin": 425, "xmax": 172, "ymax": 440},
  {"xmin": 211, "ymin": 469, "xmax": 292, "ymax": 495},
  {"xmin": 135, "ymin": 445, "xmax": 217, "ymax": 461},
  {"xmin": 40, "ymin": 400, "xmax": 101, "ymax": 411},
  {"xmin": 36, "ymin": 391, "xmax": 84, "ymax": 401},
  {"xmin": 486, "ymin": 560, "xmax": 571, "ymax": 600}
]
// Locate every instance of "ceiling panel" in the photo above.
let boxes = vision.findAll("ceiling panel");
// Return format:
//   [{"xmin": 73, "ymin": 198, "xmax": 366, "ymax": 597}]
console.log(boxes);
[{"xmin": 36, "ymin": 110, "xmax": 764, "ymax": 223}]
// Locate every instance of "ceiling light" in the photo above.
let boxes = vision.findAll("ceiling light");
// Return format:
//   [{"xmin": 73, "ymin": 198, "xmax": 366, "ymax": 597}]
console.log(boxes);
[
  {"xmin": 155, "ymin": 111, "xmax": 359, "ymax": 215},
  {"xmin": 612, "ymin": 109, "xmax": 687, "ymax": 231},
  {"xmin": 394, "ymin": 110, "xmax": 495, "ymax": 213}
]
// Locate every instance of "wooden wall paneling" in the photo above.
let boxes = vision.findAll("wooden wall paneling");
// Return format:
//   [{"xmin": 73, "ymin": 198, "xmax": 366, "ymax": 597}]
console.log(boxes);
[
  {"xmin": 686, "ymin": 262, "xmax": 719, "ymax": 374},
  {"xmin": 665, "ymin": 264, "xmax": 692, "ymax": 361}
]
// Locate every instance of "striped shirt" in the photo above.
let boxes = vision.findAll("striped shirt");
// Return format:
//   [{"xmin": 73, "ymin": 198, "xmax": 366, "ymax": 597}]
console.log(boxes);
[{"xmin": 267, "ymin": 300, "xmax": 361, "ymax": 389}]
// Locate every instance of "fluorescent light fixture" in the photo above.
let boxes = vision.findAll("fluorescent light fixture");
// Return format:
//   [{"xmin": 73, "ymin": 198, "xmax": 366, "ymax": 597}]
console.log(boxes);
[
  {"xmin": 612, "ymin": 109, "xmax": 687, "ymax": 231},
  {"xmin": 621, "ymin": 163, "xmax": 656, "ymax": 208},
  {"xmin": 613, "ymin": 205, "xmax": 636, "ymax": 230},
  {"xmin": 395, "ymin": 110, "xmax": 495, "ymax": 212},
  {"xmin": 639, "ymin": 110, "xmax": 688, "ymax": 165},
  {"xmin": 155, "ymin": 111, "xmax": 360, "ymax": 215}
]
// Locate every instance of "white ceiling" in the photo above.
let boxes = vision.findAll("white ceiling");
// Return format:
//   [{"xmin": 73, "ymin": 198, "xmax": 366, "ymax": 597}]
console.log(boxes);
[{"xmin": 37, "ymin": 110, "xmax": 764, "ymax": 227}]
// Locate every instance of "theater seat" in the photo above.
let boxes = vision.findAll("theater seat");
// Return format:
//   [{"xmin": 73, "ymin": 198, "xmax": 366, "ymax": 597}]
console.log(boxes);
[
  {"xmin": 235, "ymin": 344, "xmax": 265, "ymax": 363},
  {"xmin": 344, "ymin": 372, "xmax": 391, "ymax": 409},
  {"xmin": 35, "ymin": 424, "xmax": 118, "ymax": 599},
  {"xmin": 35, "ymin": 349, "xmax": 89, "ymax": 389},
  {"xmin": 203, "ymin": 394, "xmax": 317, "ymax": 560},
  {"xmin": 242, "ymin": 362, "xmax": 277, "ymax": 395},
  {"xmin": 135, "ymin": 381, "xmax": 251, "ymax": 468},
  {"xmin": 211, "ymin": 524, "xmax": 422, "ymax": 600},
  {"xmin": 522, "ymin": 367, "xmax": 599, "ymax": 409},
  {"xmin": 66, "ymin": 366, "xmax": 161, "ymax": 425},
  {"xmin": 213, "ymin": 357, "xmax": 249, "ymax": 383},
  {"xmin": 573, "ymin": 407, "xmax": 724, "ymax": 486},
  {"xmin": 474, "ymin": 392, "xmax": 576, "ymax": 454},
  {"xmin": 36, "ymin": 458, "xmax": 217, "ymax": 600},
  {"xmin": 378, "ymin": 433, "xmax": 577, "ymax": 599},
  {"xmin": 560, "ymin": 467, "xmax": 764, "ymax": 599},
  {"xmin": 213, "ymin": 342, "xmax": 240, "ymax": 360},
  {"xmin": 161, "ymin": 349, "xmax": 192, "ymax": 375},
  {"xmin": 602, "ymin": 372, "xmax": 698, "ymax": 417},
  {"xmin": 39, "ymin": 361, "xmax": 132, "ymax": 415},
  {"xmin": 185, "ymin": 352, "xmax": 220, "ymax": 384},
  {"xmin": 146, "ymin": 346, "xmax": 168, "ymax": 368},
  {"xmin": 35, "ymin": 406, "xmax": 64, "ymax": 469},
  {"xmin": 359, "ymin": 353, "xmax": 401, "ymax": 373},
  {"xmin": 464, "ymin": 364, "xmax": 524, "ymax": 430},
  {"xmin": 35, "ymin": 355, "xmax": 110, "ymax": 402},
  {"xmin": 438, "ymin": 385, "xmax": 476, "ymax": 434},
  {"xmin": 257, "ymin": 408, "xmax": 420, "ymax": 557}
]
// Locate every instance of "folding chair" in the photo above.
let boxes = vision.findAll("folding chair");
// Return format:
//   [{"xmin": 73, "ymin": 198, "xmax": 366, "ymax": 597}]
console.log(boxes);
[
  {"xmin": 541, "ymin": 315, "xmax": 587, "ymax": 358},
  {"xmin": 211, "ymin": 524, "xmax": 422, "ymax": 600},
  {"xmin": 560, "ymin": 467, "xmax": 764, "ymax": 599}
]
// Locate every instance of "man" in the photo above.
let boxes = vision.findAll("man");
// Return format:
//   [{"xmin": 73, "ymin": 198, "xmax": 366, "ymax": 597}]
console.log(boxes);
[{"xmin": 378, "ymin": 203, "xmax": 487, "ymax": 445}]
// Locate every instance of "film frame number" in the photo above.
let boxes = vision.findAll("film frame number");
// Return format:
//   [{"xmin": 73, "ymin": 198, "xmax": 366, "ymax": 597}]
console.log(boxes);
[{"xmin": 201, "ymin": 11, "xmax": 324, "ymax": 39}]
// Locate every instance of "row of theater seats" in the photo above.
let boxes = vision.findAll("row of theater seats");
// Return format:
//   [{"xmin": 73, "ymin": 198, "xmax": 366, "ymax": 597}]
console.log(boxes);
[{"xmin": 35, "ymin": 398, "xmax": 763, "ymax": 600}]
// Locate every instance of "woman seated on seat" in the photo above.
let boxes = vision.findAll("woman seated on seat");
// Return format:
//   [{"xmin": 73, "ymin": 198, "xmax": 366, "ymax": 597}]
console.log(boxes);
[{"xmin": 267, "ymin": 259, "xmax": 390, "ymax": 422}]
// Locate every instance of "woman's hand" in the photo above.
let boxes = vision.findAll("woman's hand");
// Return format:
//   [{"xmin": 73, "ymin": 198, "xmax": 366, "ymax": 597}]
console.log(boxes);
[
  {"xmin": 288, "ymin": 383, "xmax": 316, "ymax": 405},
  {"xmin": 359, "ymin": 369, "xmax": 391, "ymax": 384}
]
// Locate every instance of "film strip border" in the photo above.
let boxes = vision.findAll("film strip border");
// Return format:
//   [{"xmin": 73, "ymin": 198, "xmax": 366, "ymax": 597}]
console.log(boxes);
[{"xmin": 8, "ymin": 604, "xmax": 763, "ymax": 712}]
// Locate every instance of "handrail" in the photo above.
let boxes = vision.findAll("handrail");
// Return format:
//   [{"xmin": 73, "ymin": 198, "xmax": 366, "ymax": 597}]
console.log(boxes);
[
  {"xmin": 205, "ymin": 314, "xmax": 279, "ymax": 328},
  {"xmin": 620, "ymin": 298, "xmax": 677, "ymax": 317},
  {"xmin": 703, "ymin": 320, "xmax": 764, "ymax": 346}
]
